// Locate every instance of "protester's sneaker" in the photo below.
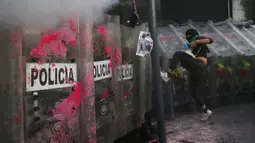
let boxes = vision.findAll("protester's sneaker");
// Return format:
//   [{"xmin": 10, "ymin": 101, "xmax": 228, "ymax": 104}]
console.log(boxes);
[
  {"xmin": 201, "ymin": 109, "xmax": 212, "ymax": 121},
  {"xmin": 160, "ymin": 71, "xmax": 170, "ymax": 82}
]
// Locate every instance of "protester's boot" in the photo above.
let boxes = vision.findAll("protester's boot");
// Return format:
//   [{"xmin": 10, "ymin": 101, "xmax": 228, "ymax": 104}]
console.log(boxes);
[{"xmin": 201, "ymin": 109, "xmax": 212, "ymax": 121}]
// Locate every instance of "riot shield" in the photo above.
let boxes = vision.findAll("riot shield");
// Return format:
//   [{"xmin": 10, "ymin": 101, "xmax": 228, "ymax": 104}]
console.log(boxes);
[
  {"xmin": 93, "ymin": 15, "xmax": 123, "ymax": 143},
  {"xmin": 1, "ymin": 15, "xmax": 97, "ymax": 143},
  {"xmin": 214, "ymin": 21, "xmax": 255, "ymax": 104},
  {"xmin": 157, "ymin": 24, "xmax": 194, "ymax": 116},
  {"xmin": 227, "ymin": 21, "xmax": 255, "ymax": 103},
  {"xmin": 0, "ymin": 25, "xmax": 24, "ymax": 143},
  {"xmin": 213, "ymin": 21, "xmax": 255, "ymax": 55},
  {"xmin": 22, "ymin": 16, "xmax": 81, "ymax": 143},
  {"xmin": 119, "ymin": 22, "xmax": 152, "ymax": 136}
]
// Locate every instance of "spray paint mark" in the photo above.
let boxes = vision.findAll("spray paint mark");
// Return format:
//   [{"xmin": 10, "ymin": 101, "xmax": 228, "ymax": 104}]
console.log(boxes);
[
  {"xmin": 29, "ymin": 18, "xmax": 77, "ymax": 64},
  {"xmin": 101, "ymin": 91, "xmax": 109, "ymax": 99}
]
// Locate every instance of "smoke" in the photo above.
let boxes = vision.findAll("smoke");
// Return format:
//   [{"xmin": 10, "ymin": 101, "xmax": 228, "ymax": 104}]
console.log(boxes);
[{"xmin": 0, "ymin": 0, "xmax": 119, "ymax": 27}]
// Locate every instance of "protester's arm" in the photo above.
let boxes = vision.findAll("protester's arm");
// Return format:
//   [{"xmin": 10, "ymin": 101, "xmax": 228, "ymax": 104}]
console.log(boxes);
[{"xmin": 195, "ymin": 36, "xmax": 214, "ymax": 44}]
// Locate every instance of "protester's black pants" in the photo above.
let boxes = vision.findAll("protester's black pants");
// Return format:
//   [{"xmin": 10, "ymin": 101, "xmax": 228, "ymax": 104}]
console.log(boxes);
[{"xmin": 169, "ymin": 51, "xmax": 206, "ymax": 107}]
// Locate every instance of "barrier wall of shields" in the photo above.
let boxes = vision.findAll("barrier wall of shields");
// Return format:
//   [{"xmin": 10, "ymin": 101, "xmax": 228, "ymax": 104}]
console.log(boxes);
[
  {"xmin": 4, "ymin": 15, "xmax": 255, "ymax": 143},
  {"xmin": 230, "ymin": 56, "xmax": 253, "ymax": 104},
  {"xmin": 94, "ymin": 17, "xmax": 153, "ymax": 142},
  {"xmin": 0, "ymin": 26, "xmax": 24, "ymax": 143},
  {"xmin": 215, "ymin": 22, "xmax": 255, "ymax": 104},
  {"xmin": 157, "ymin": 20, "xmax": 255, "ymax": 115},
  {"xmin": 238, "ymin": 25, "xmax": 255, "ymax": 102},
  {"xmin": 214, "ymin": 57, "xmax": 235, "ymax": 106},
  {"xmin": 215, "ymin": 21, "xmax": 255, "ymax": 104},
  {"xmin": 157, "ymin": 26, "xmax": 192, "ymax": 115},
  {"xmin": 93, "ymin": 16, "xmax": 123, "ymax": 142},
  {"xmin": 215, "ymin": 23, "xmax": 255, "ymax": 56},
  {"xmin": 119, "ymin": 23, "xmax": 152, "ymax": 136},
  {"xmin": 187, "ymin": 21, "xmax": 255, "ymax": 108},
  {"xmin": 251, "ymin": 57, "xmax": 255, "ymax": 101},
  {"xmin": 0, "ymin": 14, "xmax": 152, "ymax": 143},
  {"xmin": 213, "ymin": 56, "xmax": 254, "ymax": 106},
  {"xmin": 22, "ymin": 17, "xmax": 80, "ymax": 143},
  {"xmin": 174, "ymin": 71, "xmax": 197, "ymax": 113}
]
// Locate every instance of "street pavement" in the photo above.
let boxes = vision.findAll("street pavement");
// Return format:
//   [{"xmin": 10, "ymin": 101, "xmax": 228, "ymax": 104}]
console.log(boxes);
[{"xmin": 165, "ymin": 103, "xmax": 255, "ymax": 143}]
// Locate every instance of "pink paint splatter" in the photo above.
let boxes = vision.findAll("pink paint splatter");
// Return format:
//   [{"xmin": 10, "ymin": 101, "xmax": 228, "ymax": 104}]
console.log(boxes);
[
  {"xmin": 122, "ymin": 91, "xmax": 130, "ymax": 98},
  {"xmin": 54, "ymin": 71, "xmax": 95, "ymax": 121},
  {"xmin": 105, "ymin": 45, "xmax": 111, "ymax": 53},
  {"xmin": 29, "ymin": 19, "xmax": 77, "ymax": 63},
  {"xmin": 101, "ymin": 91, "xmax": 109, "ymax": 99},
  {"xmin": 98, "ymin": 26, "xmax": 105, "ymax": 37}
]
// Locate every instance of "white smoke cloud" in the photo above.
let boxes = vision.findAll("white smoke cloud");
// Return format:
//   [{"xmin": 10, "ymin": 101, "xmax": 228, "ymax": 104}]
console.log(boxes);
[{"xmin": 0, "ymin": 0, "xmax": 119, "ymax": 27}]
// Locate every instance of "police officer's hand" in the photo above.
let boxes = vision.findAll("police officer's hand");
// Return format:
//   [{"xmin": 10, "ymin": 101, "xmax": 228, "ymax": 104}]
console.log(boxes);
[{"xmin": 189, "ymin": 40, "xmax": 198, "ymax": 48}]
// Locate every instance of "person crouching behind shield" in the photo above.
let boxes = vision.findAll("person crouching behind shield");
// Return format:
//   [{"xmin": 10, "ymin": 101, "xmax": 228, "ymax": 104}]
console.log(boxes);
[{"xmin": 161, "ymin": 28, "xmax": 213, "ymax": 121}]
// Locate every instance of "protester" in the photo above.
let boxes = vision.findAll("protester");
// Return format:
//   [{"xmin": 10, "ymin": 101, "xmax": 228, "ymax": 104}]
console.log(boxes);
[{"xmin": 161, "ymin": 28, "xmax": 213, "ymax": 121}]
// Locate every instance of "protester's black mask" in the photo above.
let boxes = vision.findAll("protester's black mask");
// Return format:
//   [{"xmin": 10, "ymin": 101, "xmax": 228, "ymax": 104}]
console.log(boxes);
[{"xmin": 185, "ymin": 29, "xmax": 199, "ymax": 43}]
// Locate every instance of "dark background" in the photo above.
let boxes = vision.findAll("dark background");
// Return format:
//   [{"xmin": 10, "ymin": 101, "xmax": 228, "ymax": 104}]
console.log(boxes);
[
  {"xmin": 160, "ymin": 0, "xmax": 229, "ymax": 23},
  {"xmin": 108, "ymin": 0, "xmax": 230, "ymax": 24}
]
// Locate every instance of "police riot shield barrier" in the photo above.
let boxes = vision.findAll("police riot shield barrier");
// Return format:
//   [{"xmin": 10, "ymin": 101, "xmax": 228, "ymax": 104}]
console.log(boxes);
[
  {"xmin": 0, "ymin": 15, "xmax": 85, "ymax": 143},
  {"xmin": 229, "ymin": 21, "xmax": 255, "ymax": 103},
  {"xmin": 193, "ymin": 22, "xmax": 239, "ymax": 56},
  {"xmin": 213, "ymin": 20, "xmax": 255, "ymax": 104},
  {"xmin": 1, "ymin": 14, "xmax": 153, "ymax": 143},
  {"xmin": 232, "ymin": 21, "xmax": 255, "ymax": 45},
  {"xmin": 23, "ymin": 17, "xmax": 85, "ymax": 143},
  {"xmin": 213, "ymin": 20, "xmax": 255, "ymax": 55},
  {"xmin": 157, "ymin": 19, "xmax": 255, "ymax": 115},
  {"xmin": 93, "ymin": 15, "xmax": 122, "ymax": 143},
  {"xmin": 0, "ymin": 25, "xmax": 24, "ymax": 143},
  {"xmin": 244, "ymin": 25, "xmax": 255, "ymax": 38},
  {"xmin": 157, "ymin": 25, "xmax": 193, "ymax": 116},
  {"xmin": 244, "ymin": 25, "xmax": 255, "ymax": 101},
  {"xmin": 157, "ymin": 26, "xmax": 183, "ymax": 119},
  {"xmin": 119, "ymin": 23, "xmax": 152, "ymax": 136}
]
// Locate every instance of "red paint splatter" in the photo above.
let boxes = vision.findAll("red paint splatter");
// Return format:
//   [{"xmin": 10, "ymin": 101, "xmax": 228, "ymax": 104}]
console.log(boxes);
[
  {"xmin": 45, "ymin": 108, "xmax": 53, "ymax": 116},
  {"xmin": 98, "ymin": 26, "xmax": 105, "ymax": 37},
  {"xmin": 54, "ymin": 71, "xmax": 94, "ymax": 121},
  {"xmin": 105, "ymin": 45, "xmax": 111, "ymax": 53},
  {"xmin": 123, "ymin": 91, "xmax": 130, "ymax": 98},
  {"xmin": 101, "ymin": 91, "xmax": 109, "ymax": 99},
  {"xmin": 29, "ymin": 19, "xmax": 77, "ymax": 63}
]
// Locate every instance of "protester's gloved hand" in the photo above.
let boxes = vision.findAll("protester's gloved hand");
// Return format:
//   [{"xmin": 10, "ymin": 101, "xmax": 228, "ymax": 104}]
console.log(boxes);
[
  {"xmin": 184, "ymin": 43, "xmax": 190, "ymax": 49},
  {"xmin": 127, "ymin": 12, "xmax": 140, "ymax": 28}
]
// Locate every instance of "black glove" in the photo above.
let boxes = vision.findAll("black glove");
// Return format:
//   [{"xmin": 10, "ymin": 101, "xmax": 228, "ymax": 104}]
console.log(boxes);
[{"xmin": 127, "ymin": 12, "xmax": 140, "ymax": 28}]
